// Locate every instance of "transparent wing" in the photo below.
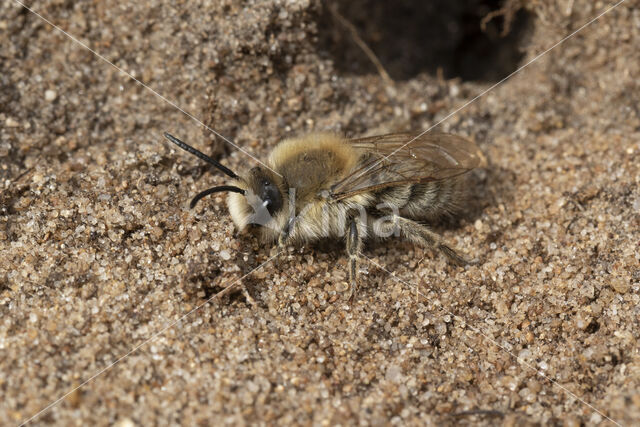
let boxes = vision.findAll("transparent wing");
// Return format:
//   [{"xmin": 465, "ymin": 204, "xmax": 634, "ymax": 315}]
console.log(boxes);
[{"xmin": 330, "ymin": 132, "xmax": 482, "ymax": 200}]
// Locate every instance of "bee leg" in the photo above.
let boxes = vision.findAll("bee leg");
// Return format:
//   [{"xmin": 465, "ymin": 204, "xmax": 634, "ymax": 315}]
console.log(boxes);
[
  {"xmin": 396, "ymin": 216, "xmax": 475, "ymax": 266},
  {"xmin": 346, "ymin": 219, "xmax": 362, "ymax": 301},
  {"xmin": 277, "ymin": 232, "xmax": 288, "ymax": 250},
  {"xmin": 274, "ymin": 232, "xmax": 289, "ymax": 267},
  {"xmin": 240, "ymin": 283, "xmax": 259, "ymax": 310},
  {"xmin": 277, "ymin": 216, "xmax": 295, "ymax": 251}
]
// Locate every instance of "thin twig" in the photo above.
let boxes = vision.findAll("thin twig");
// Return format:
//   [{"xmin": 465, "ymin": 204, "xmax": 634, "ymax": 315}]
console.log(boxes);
[{"xmin": 327, "ymin": 2, "xmax": 395, "ymax": 90}]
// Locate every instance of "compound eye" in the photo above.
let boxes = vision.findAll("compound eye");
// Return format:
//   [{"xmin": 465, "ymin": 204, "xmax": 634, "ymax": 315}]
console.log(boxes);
[{"xmin": 260, "ymin": 179, "xmax": 282, "ymax": 216}]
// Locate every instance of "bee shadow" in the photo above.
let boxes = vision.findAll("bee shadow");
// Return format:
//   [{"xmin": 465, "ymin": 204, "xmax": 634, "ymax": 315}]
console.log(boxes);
[
  {"xmin": 403, "ymin": 165, "xmax": 513, "ymax": 237},
  {"xmin": 440, "ymin": 165, "xmax": 516, "ymax": 230}
]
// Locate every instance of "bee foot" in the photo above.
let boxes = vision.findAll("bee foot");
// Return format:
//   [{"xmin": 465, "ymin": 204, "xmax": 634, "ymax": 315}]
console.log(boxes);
[{"xmin": 241, "ymin": 284, "xmax": 259, "ymax": 309}]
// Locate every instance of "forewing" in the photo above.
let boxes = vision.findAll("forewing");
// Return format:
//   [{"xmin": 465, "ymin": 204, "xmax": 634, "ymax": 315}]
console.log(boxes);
[{"xmin": 330, "ymin": 132, "xmax": 482, "ymax": 200}]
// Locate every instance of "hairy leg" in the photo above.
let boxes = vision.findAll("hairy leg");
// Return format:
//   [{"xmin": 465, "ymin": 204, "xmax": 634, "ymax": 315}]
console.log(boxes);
[
  {"xmin": 393, "ymin": 216, "xmax": 475, "ymax": 265},
  {"xmin": 346, "ymin": 218, "xmax": 363, "ymax": 300}
]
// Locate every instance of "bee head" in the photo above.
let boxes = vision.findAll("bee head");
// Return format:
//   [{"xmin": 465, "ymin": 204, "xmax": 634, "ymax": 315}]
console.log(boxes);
[
  {"xmin": 245, "ymin": 167, "xmax": 284, "ymax": 216},
  {"xmin": 164, "ymin": 132, "xmax": 286, "ymax": 232},
  {"xmin": 226, "ymin": 166, "xmax": 286, "ymax": 231}
]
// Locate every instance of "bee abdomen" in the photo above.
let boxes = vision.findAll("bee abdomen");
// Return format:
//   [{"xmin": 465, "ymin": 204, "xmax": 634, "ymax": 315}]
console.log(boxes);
[
  {"xmin": 405, "ymin": 178, "xmax": 466, "ymax": 221},
  {"xmin": 376, "ymin": 178, "xmax": 465, "ymax": 223}
]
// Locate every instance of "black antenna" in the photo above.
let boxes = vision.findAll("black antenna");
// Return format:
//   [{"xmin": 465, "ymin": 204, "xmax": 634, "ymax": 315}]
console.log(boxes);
[
  {"xmin": 164, "ymin": 132, "xmax": 239, "ymax": 179},
  {"xmin": 190, "ymin": 185, "xmax": 245, "ymax": 209}
]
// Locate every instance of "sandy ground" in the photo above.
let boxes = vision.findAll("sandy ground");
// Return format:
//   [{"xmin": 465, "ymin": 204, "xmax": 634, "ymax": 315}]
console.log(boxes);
[{"xmin": 1, "ymin": 0, "xmax": 639, "ymax": 425}]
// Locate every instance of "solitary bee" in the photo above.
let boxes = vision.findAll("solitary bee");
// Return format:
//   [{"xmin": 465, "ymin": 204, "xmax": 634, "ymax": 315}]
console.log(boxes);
[{"xmin": 164, "ymin": 131, "xmax": 482, "ymax": 299}]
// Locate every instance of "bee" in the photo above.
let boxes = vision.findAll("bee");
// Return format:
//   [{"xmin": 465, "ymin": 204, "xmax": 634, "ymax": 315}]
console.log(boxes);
[{"xmin": 164, "ymin": 131, "xmax": 483, "ymax": 299}]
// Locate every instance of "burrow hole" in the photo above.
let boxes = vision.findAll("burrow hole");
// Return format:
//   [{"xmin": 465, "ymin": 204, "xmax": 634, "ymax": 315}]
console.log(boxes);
[{"xmin": 320, "ymin": 0, "xmax": 534, "ymax": 83}]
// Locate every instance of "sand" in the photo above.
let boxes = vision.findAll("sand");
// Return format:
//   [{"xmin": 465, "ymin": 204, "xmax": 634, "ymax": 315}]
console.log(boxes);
[{"xmin": 1, "ymin": 0, "xmax": 639, "ymax": 425}]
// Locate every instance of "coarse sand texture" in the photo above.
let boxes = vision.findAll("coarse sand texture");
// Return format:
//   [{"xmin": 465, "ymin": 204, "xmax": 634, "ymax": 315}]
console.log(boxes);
[{"xmin": 1, "ymin": 0, "xmax": 639, "ymax": 425}]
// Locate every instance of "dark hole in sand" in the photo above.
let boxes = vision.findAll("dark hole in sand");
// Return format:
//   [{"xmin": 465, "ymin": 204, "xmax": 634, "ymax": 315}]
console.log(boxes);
[{"xmin": 319, "ymin": 0, "xmax": 533, "ymax": 83}]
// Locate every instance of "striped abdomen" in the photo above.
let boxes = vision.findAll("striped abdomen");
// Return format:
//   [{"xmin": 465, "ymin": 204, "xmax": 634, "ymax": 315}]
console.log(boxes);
[{"xmin": 373, "ymin": 177, "xmax": 466, "ymax": 223}]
